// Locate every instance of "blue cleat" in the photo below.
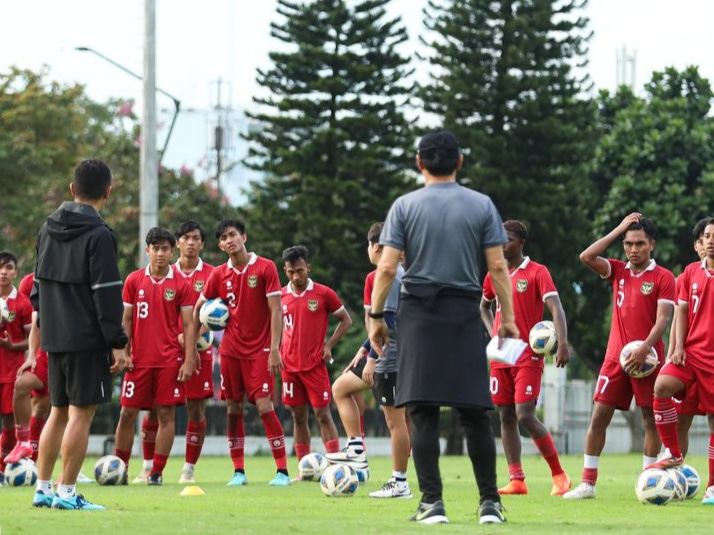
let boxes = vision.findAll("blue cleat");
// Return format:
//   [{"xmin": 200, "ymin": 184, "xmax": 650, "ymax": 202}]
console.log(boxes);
[
  {"xmin": 51, "ymin": 494, "xmax": 105, "ymax": 511},
  {"xmin": 32, "ymin": 491, "xmax": 54, "ymax": 508},
  {"xmin": 227, "ymin": 472, "xmax": 247, "ymax": 486},
  {"xmin": 269, "ymin": 472, "xmax": 291, "ymax": 486}
]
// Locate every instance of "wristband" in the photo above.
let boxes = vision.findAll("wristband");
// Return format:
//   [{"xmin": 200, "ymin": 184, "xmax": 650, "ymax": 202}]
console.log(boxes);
[{"xmin": 368, "ymin": 311, "xmax": 384, "ymax": 319}]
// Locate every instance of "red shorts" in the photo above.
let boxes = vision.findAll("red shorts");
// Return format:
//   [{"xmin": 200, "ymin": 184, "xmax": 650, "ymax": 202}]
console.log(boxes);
[
  {"xmin": 28, "ymin": 351, "xmax": 49, "ymax": 398},
  {"xmin": 661, "ymin": 362, "xmax": 714, "ymax": 414},
  {"xmin": 593, "ymin": 359, "xmax": 657, "ymax": 410},
  {"xmin": 0, "ymin": 383, "xmax": 12, "ymax": 414},
  {"xmin": 490, "ymin": 366, "xmax": 542, "ymax": 405},
  {"xmin": 120, "ymin": 366, "xmax": 186, "ymax": 409},
  {"xmin": 281, "ymin": 365, "xmax": 332, "ymax": 408},
  {"xmin": 220, "ymin": 356, "xmax": 273, "ymax": 403},
  {"xmin": 184, "ymin": 357, "xmax": 214, "ymax": 400}
]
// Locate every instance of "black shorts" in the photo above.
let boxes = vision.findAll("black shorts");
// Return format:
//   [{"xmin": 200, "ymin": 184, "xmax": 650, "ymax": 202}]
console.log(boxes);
[
  {"xmin": 48, "ymin": 350, "xmax": 113, "ymax": 407},
  {"xmin": 349, "ymin": 358, "xmax": 367, "ymax": 379},
  {"xmin": 372, "ymin": 372, "xmax": 397, "ymax": 407}
]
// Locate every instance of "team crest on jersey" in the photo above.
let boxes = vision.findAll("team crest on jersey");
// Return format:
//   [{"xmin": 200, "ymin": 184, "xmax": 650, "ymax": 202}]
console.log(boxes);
[
  {"xmin": 516, "ymin": 279, "xmax": 528, "ymax": 293},
  {"xmin": 308, "ymin": 299, "xmax": 318, "ymax": 311},
  {"xmin": 248, "ymin": 275, "xmax": 258, "ymax": 288},
  {"xmin": 640, "ymin": 282, "xmax": 654, "ymax": 295},
  {"xmin": 7, "ymin": 311, "xmax": 15, "ymax": 322},
  {"xmin": 194, "ymin": 281, "xmax": 204, "ymax": 292},
  {"xmin": 164, "ymin": 289, "xmax": 175, "ymax": 301}
]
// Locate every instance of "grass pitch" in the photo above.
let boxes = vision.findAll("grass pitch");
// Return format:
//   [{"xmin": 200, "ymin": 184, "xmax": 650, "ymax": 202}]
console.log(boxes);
[{"xmin": 0, "ymin": 453, "xmax": 710, "ymax": 534}]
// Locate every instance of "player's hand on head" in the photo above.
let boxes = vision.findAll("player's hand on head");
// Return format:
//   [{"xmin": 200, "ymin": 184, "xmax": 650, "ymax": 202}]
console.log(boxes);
[{"xmin": 619, "ymin": 212, "xmax": 642, "ymax": 230}]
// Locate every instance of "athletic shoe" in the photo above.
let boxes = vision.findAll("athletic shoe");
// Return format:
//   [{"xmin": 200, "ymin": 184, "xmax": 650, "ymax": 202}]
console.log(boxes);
[
  {"xmin": 147, "ymin": 473, "xmax": 163, "ymax": 486},
  {"xmin": 563, "ymin": 482, "xmax": 596, "ymax": 500},
  {"xmin": 32, "ymin": 490, "xmax": 54, "ymax": 508},
  {"xmin": 369, "ymin": 479, "xmax": 413, "ymax": 499},
  {"xmin": 551, "ymin": 472, "xmax": 573, "ymax": 496},
  {"xmin": 479, "ymin": 500, "xmax": 506, "ymax": 524},
  {"xmin": 646, "ymin": 450, "xmax": 684, "ymax": 470},
  {"xmin": 178, "ymin": 466, "xmax": 196, "ymax": 484},
  {"xmin": 76, "ymin": 472, "xmax": 95, "ymax": 484},
  {"xmin": 227, "ymin": 472, "xmax": 247, "ymax": 486},
  {"xmin": 325, "ymin": 447, "xmax": 368, "ymax": 467},
  {"xmin": 409, "ymin": 499, "xmax": 449, "ymax": 524},
  {"xmin": 268, "ymin": 472, "xmax": 291, "ymax": 486},
  {"xmin": 702, "ymin": 485, "xmax": 714, "ymax": 505},
  {"xmin": 132, "ymin": 468, "xmax": 151, "ymax": 484},
  {"xmin": 498, "ymin": 479, "xmax": 528, "ymax": 495},
  {"xmin": 4, "ymin": 441, "xmax": 33, "ymax": 464},
  {"xmin": 51, "ymin": 494, "xmax": 106, "ymax": 511}
]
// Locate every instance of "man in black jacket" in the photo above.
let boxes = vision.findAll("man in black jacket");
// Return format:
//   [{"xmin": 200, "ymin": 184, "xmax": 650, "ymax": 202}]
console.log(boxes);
[{"xmin": 31, "ymin": 159, "xmax": 130, "ymax": 511}]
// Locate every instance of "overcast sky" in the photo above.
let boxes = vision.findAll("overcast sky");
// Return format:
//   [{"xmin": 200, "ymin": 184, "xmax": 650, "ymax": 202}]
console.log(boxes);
[{"xmin": 2, "ymin": 0, "xmax": 712, "ymax": 201}]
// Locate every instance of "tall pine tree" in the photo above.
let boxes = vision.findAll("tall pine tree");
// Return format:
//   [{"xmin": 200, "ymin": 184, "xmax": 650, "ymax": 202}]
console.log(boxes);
[
  {"xmin": 241, "ymin": 0, "xmax": 415, "ymax": 321},
  {"xmin": 419, "ymin": 0, "xmax": 597, "ymax": 373}
]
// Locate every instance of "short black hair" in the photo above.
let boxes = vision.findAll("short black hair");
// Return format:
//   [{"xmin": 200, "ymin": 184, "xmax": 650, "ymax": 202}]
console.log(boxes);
[
  {"xmin": 0, "ymin": 251, "xmax": 17, "ymax": 269},
  {"xmin": 624, "ymin": 217, "xmax": 656, "ymax": 241},
  {"xmin": 417, "ymin": 130, "xmax": 461, "ymax": 177},
  {"xmin": 73, "ymin": 159, "xmax": 112, "ymax": 201},
  {"xmin": 145, "ymin": 227, "xmax": 176, "ymax": 247},
  {"xmin": 282, "ymin": 245, "xmax": 310, "ymax": 264},
  {"xmin": 692, "ymin": 217, "xmax": 713, "ymax": 241},
  {"xmin": 367, "ymin": 222, "xmax": 383, "ymax": 245},
  {"xmin": 176, "ymin": 220, "xmax": 205, "ymax": 242},
  {"xmin": 215, "ymin": 219, "xmax": 246, "ymax": 239},
  {"xmin": 503, "ymin": 220, "xmax": 528, "ymax": 241}
]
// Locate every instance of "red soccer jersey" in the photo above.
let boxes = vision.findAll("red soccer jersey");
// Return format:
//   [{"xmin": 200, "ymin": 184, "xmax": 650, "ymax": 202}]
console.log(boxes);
[
  {"xmin": 677, "ymin": 259, "xmax": 714, "ymax": 373},
  {"xmin": 280, "ymin": 279, "xmax": 344, "ymax": 372},
  {"xmin": 0, "ymin": 287, "xmax": 33, "ymax": 383},
  {"xmin": 201, "ymin": 253, "xmax": 281, "ymax": 360},
  {"xmin": 363, "ymin": 270, "xmax": 376, "ymax": 309},
  {"xmin": 173, "ymin": 259, "xmax": 214, "ymax": 359},
  {"xmin": 603, "ymin": 259, "xmax": 676, "ymax": 365},
  {"xmin": 18, "ymin": 273, "xmax": 33, "ymax": 298},
  {"xmin": 483, "ymin": 257, "xmax": 558, "ymax": 369},
  {"xmin": 123, "ymin": 267, "xmax": 194, "ymax": 368}
]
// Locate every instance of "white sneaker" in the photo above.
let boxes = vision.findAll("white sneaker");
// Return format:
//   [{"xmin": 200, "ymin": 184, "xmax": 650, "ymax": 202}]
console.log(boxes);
[
  {"xmin": 178, "ymin": 466, "xmax": 195, "ymax": 484},
  {"xmin": 132, "ymin": 468, "xmax": 151, "ymax": 484},
  {"xmin": 563, "ymin": 482, "xmax": 596, "ymax": 500},
  {"xmin": 702, "ymin": 485, "xmax": 714, "ymax": 505},
  {"xmin": 76, "ymin": 472, "xmax": 95, "ymax": 484},
  {"xmin": 369, "ymin": 479, "xmax": 413, "ymax": 499},
  {"xmin": 325, "ymin": 447, "xmax": 368, "ymax": 469}
]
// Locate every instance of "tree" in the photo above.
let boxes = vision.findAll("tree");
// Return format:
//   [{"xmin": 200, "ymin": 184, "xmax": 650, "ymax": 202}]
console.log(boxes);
[
  {"xmin": 241, "ymin": 0, "xmax": 416, "ymax": 352},
  {"xmin": 418, "ymin": 0, "xmax": 597, "ymax": 370}
]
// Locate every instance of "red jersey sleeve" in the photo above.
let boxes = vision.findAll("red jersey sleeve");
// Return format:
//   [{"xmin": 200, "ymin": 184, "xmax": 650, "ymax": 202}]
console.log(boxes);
[
  {"xmin": 657, "ymin": 268, "xmax": 676, "ymax": 304},
  {"xmin": 263, "ymin": 261, "xmax": 281, "ymax": 296},
  {"xmin": 363, "ymin": 271, "xmax": 376, "ymax": 307},
  {"xmin": 535, "ymin": 265, "xmax": 558, "ymax": 301},
  {"xmin": 122, "ymin": 272, "xmax": 137, "ymax": 304},
  {"xmin": 325, "ymin": 286, "xmax": 344, "ymax": 314},
  {"xmin": 201, "ymin": 268, "xmax": 222, "ymax": 300}
]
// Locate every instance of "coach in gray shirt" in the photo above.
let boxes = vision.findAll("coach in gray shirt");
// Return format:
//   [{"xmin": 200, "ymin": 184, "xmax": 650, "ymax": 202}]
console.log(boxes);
[{"xmin": 369, "ymin": 130, "xmax": 517, "ymax": 525}]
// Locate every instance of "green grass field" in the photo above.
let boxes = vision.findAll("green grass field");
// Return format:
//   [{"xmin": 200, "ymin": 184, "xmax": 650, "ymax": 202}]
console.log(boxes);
[{"xmin": 0, "ymin": 453, "xmax": 710, "ymax": 534}]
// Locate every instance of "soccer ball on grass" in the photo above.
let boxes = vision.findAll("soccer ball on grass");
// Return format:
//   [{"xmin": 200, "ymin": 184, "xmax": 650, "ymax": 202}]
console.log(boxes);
[
  {"xmin": 635, "ymin": 468, "xmax": 676, "ymax": 505},
  {"xmin": 681, "ymin": 464, "xmax": 701, "ymax": 499},
  {"xmin": 5, "ymin": 458, "xmax": 38, "ymax": 486},
  {"xmin": 298, "ymin": 452, "xmax": 329, "ymax": 481},
  {"xmin": 320, "ymin": 463, "xmax": 359, "ymax": 497},
  {"xmin": 94, "ymin": 455, "xmax": 127, "ymax": 486}
]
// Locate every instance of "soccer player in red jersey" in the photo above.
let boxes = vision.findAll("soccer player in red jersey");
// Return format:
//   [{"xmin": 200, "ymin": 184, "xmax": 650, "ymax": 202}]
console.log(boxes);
[
  {"xmin": 0, "ymin": 252, "xmax": 33, "ymax": 482},
  {"xmin": 133, "ymin": 221, "xmax": 216, "ymax": 485},
  {"xmin": 564, "ymin": 213, "xmax": 676, "ymax": 499},
  {"xmin": 669, "ymin": 219, "xmax": 708, "ymax": 456},
  {"xmin": 5, "ymin": 273, "xmax": 50, "ymax": 465},
  {"xmin": 194, "ymin": 219, "xmax": 290, "ymax": 486},
  {"xmin": 280, "ymin": 245, "xmax": 351, "ymax": 473},
  {"xmin": 114, "ymin": 228, "xmax": 198, "ymax": 485},
  {"xmin": 649, "ymin": 217, "xmax": 714, "ymax": 504},
  {"xmin": 480, "ymin": 221, "xmax": 571, "ymax": 497}
]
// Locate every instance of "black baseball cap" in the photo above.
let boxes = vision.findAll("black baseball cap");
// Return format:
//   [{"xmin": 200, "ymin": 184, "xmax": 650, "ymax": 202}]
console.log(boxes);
[{"xmin": 418, "ymin": 130, "xmax": 460, "ymax": 155}]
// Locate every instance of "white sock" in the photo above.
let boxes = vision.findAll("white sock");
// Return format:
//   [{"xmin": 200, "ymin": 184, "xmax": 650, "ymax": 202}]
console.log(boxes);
[
  {"xmin": 583, "ymin": 454, "xmax": 600, "ymax": 470},
  {"xmin": 57, "ymin": 484, "xmax": 76, "ymax": 500},
  {"xmin": 347, "ymin": 436, "xmax": 364, "ymax": 453},
  {"xmin": 643, "ymin": 455, "xmax": 657, "ymax": 469},
  {"xmin": 393, "ymin": 470, "xmax": 407, "ymax": 484},
  {"xmin": 143, "ymin": 459, "xmax": 154, "ymax": 470},
  {"xmin": 36, "ymin": 479, "xmax": 53, "ymax": 494},
  {"xmin": 183, "ymin": 462, "xmax": 195, "ymax": 471}
]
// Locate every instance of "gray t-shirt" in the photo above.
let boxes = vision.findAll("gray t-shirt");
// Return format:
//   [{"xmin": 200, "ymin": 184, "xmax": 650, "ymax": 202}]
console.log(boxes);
[{"xmin": 381, "ymin": 182, "xmax": 507, "ymax": 293}]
